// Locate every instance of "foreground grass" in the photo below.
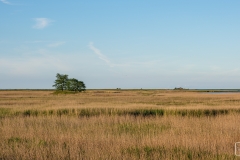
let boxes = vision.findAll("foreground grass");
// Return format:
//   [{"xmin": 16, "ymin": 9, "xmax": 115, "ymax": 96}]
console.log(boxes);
[
  {"xmin": 1, "ymin": 115, "xmax": 239, "ymax": 159},
  {"xmin": 0, "ymin": 90, "xmax": 240, "ymax": 159}
]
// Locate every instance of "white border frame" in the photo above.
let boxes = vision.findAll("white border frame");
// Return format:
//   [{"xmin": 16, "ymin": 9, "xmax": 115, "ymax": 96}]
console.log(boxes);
[{"xmin": 235, "ymin": 142, "xmax": 240, "ymax": 156}]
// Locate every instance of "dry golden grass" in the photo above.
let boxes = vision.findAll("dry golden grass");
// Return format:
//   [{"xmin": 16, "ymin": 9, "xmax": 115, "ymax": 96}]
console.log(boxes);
[{"xmin": 1, "ymin": 90, "xmax": 240, "ymax": 159}]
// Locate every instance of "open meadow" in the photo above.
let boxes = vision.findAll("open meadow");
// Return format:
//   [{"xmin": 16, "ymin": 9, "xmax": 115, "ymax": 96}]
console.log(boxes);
[{"xmin": 1, "ymin": 90, "xmax": 240, "ymax": 159}]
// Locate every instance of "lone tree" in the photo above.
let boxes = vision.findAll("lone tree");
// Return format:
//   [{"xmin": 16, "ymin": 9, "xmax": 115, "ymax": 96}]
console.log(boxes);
[{"xmin": 53, "ymin": 73, "xmax": 86, "ymax": 92}]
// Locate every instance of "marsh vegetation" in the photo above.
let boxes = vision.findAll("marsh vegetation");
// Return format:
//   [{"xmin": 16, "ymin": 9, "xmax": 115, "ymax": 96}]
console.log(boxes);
[{"xmin": 0, "ymin": 90, "xmax": 240, "ymax": 159}]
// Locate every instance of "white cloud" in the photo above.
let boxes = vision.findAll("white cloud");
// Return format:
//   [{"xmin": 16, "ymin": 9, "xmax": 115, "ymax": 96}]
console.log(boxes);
[
  {"xmin": 1, "ymin": 0, "xmax": 11, "ymax": 5},
  {"xmin": 33, "ymin": 18, "xmax": 52, "ymax": 29},
  {"xmin": 48, "ymin": 42, "xmax": 65, "ymax": 47},
  {"xmin": 88, "ymin": 42, "xmax": 113, "ymax": 67}
]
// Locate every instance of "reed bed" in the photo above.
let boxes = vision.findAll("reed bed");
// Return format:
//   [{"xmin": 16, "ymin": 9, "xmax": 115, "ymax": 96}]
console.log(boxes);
[{"xmin": 0, "ymin": 90, "xmax": 240, "ymax": 159}]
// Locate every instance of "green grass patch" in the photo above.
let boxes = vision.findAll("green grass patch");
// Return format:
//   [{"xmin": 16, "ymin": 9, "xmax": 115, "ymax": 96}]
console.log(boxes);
[
  {"xmin": 122, "ymin": 146, "xmax": 236, "ymax": 159},
  {"xmin": 0, "ymin": 108, "xmax": 239, "ymax": 118},
  {"xmin": 0, "ymin": 108, "xmax": 12, "ymax": 118}
]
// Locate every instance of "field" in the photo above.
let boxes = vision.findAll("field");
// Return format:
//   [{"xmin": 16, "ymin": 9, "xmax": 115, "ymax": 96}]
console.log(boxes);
[{"xmin": 1, "ymin": 90, "xmax": 240, "ymax": 159}]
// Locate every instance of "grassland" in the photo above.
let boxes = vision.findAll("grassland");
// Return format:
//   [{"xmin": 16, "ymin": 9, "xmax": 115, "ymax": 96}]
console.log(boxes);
[{"xmin": 1, "ymin": 90, "xmax": 240, "ymax": 159}]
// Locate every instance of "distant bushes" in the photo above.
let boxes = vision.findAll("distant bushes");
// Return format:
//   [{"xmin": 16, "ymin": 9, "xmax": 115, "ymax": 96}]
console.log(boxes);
[
  {"xmin": 165, "ymin": 109, "xmax": 229, "ymax": 117},
  {"xmin": 0, "ymin": 108, "xmax": 237, "ymax": 118}
]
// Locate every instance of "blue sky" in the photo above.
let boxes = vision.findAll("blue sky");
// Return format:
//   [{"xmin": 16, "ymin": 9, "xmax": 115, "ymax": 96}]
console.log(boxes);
[{"xmin": 1, "ymin": 0, "xmax": 240, "ymax": 89}]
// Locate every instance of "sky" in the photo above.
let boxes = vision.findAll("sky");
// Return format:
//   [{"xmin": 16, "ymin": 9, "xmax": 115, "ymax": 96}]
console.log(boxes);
[{"xmin": 1, "ymin": 0, "xmax": 240, "ymax": 89}]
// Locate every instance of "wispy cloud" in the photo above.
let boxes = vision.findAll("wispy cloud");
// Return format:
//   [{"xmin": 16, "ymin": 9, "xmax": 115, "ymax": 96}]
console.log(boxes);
[
  {"xmin": 1, "ymin": 0, "xmax": 11, "ymax": 5},
  {"xmin": 0, "ymin": 50, "xmax": 70, "ymax": 76},
  {"xmin": 88, "ymin": 42, "xmax": 163, "ymax": 69},
  {"xmin": 33, "ymin": 18, "xmax": 52, "ymax": 29},
  {"xmin": 48, "ymin": 41, "xmax": 65, "ymax": 47},
  {"xmin": 88, "ymin": 42, "xmax": 113, "ymax": 67},
  {"xmin": 24, "ymin": 40, "xmax": 47, "ymax": 44}
]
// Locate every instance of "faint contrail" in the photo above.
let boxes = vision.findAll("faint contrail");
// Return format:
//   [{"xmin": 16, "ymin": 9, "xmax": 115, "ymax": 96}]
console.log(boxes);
[{"xmin": 88, "ymin": 42, "xmax": 113, "ymax": 67}]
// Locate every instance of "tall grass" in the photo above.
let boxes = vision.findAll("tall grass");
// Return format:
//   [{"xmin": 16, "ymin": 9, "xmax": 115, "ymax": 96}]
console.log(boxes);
[{"xmin": 0, "ymin": 90, "xmax": 240, "ymax": 159}]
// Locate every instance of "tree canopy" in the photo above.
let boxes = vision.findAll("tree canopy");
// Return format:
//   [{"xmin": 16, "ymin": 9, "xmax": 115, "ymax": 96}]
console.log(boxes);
[
  {"xmin": 53, "ymin": 73, "xmax": 86, "ymax": 92},
  {"xmin": 67, "ymin": 78, "xmax": 86, "ymax": 92}
]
